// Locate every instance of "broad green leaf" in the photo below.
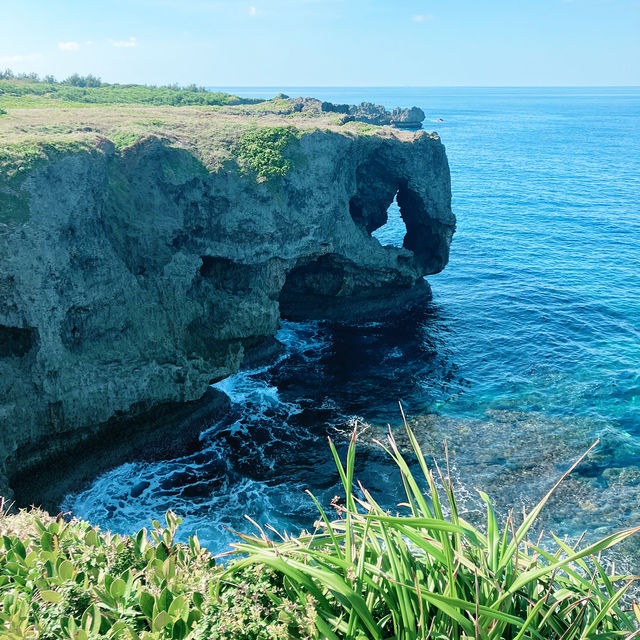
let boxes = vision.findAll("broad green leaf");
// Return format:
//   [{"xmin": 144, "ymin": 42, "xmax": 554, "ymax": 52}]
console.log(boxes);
[
  {"xmin": 110, "ymin": 577, "xmax": 126, "ymax": 599},
  {"xmin": 139, "ymin": 591, "xmax": 155, "ymax": 621},
  {"xmin": 40, "ymin": 590, "xmax": 62, "ymax": 604},
  {"xmin": 153, "ymin": 610, "xmax": 171, "ymax": 631},
  {"xmin": 57, "ymin": 559, "xmax": 74, "ymax": 581},
  {"xmin": 82, "ymin": 604, "xmax": 102, "ymax": 635},
  {"xmin": 168, "ymin": 595, "xmax": 187, "ymax": 619},
  {"xmin": 172, "ymin": 618, "xmax": 188, "ymax": 639}
]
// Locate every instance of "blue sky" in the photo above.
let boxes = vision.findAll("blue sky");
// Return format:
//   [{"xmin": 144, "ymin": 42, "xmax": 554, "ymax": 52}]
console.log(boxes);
[{"xmin": 1, "ymin": 0, "xmax": 638, "ymax": 86}]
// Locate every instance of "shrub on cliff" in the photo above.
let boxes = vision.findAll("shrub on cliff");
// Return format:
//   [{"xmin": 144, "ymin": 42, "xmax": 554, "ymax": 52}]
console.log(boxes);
[
  {"xmin": 1, "ymin": 424, "xmax": 638, "ymax": 639},
  {"xmin": 235, "ymin": 126, "xmax": 300, "ymax": 180}
]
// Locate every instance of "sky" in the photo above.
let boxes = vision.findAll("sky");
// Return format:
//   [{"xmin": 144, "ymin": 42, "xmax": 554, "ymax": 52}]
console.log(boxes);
[{"xmin": 0, "ymin": 0, "xmax": 638, "ymax": 86}]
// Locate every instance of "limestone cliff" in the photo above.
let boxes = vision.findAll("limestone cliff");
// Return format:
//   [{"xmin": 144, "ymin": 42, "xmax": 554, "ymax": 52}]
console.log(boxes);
[{"xmin": 0, "ymin": 121, "xmax": 454, "ymax": 501}]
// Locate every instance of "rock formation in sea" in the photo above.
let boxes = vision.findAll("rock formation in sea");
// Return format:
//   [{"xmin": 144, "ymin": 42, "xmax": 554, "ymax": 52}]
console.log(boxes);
[
  {"xmin": 262, "ymin": 97, "xmax": 426, "ymax": 129},
  {"xmin": 321, "ymin": 101, "xmax": 426, "ymax": 129},
  {"xmin": 0, "ymin": 104, "xmax": 454, "ymax": 501}
]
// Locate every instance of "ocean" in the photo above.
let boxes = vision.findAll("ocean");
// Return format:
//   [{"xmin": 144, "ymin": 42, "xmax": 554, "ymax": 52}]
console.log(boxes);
[{"xmin": 63, "ymin": 87, "xmax": 640, "ymax": 561}]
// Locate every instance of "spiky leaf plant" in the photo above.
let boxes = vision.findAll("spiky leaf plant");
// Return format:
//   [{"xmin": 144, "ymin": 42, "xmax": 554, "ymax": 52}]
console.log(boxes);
[{"xmin": 228, "ymin": 412, "xmax": 640, "ymax": 640}]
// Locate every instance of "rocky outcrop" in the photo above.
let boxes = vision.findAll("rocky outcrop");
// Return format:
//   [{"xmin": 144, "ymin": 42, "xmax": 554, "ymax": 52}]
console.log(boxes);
[
  {"xmin": 273, "ymin": 97, "xmax": 426, "ymax": 129},
  {"xmin": 321, "ymin": 101, "xmax": 426, "ymax": 129},
  {"xmin": 0, "ymin": 126, "xmax": 454, "ymax": 501},
  {"xmin": 390, "ymin": 106, "xmax": 426, "ymax": 129}
]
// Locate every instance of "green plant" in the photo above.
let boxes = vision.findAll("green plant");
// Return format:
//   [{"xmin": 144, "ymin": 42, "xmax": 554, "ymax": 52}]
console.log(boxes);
[
  {"xmin": 0, "ymin": 78, "xmax": 262, "ymax": 108},
  {"xmin": 0, "ymin": 510, "xmax": 213, "ymax": 639},
  {"xmin": 235, "ymin": 126, "xmax": 300, "ymax": 180},
  {"xmin": 195, "ymin": 565, "xmax": 316, "ymax": 639},
  {"xmin": 0, "ymin": 107, "xmax": 7, "ymax": 116},
  {"xmin": 110, "ymin": 131, "xmax": 141, "ymax": 150},
  {"xmin": 0, "ymin": 507, "xmax": 315, "ymax": 639},
  {"xmin": 2, "ymin": 418, "xmax": 639, "ymax": 638},
  {"xmin": 63, "ymin": 74, "xmax": 103, "ymax": 88},
  {"xmin": 228, "ymin": 415, "xmax": 640, "ymax": 639}
]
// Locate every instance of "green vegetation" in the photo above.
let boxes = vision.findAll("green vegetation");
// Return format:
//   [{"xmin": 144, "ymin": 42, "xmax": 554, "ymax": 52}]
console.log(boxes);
[
  {"xmin": 235, "ymin": 126, "xmax": 301, "ymax": 179},
  {"xmin": 0, "ymin": 509, "xmax": 315, "ymax": 639},
  {"xmin": 232, "ymin": 423, "xmax": 640, "ymax": 639},
  {"xmin": 0, "ymin": 72, "xmax": 410, "ymax": 183},
  {"xmin": 1, "ymin": 420, "xmax": 638, "ymax": 639},
  {"xmin": 0, "ymin": 107, "xmax": 6, "ymax": 116},
  {"xmin": 110, "ymin": 132, "xmax": 142, "ymax": 151},
  {"xmin": 0, "ymin": 78, "xmax": 261, "ymax": 109},
  {"xmin": 342, "ymin": 121, "xmax": 383, "ymax": 135},
  {"xmin": 60, "ymin": 74, "xmax": 102, "ymax": 88}
]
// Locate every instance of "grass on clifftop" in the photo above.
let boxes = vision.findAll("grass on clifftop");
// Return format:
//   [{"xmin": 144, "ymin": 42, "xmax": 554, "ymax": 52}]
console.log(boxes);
[
  {"xmin": 0, "ymin": 140, "xmax": 95, "ymax": 180},
  {"xmin": 0, "ymin": 123, "xmax": 299, "ymax": 227},
  {"xmin": 0, "ymin": 75, "xmax": 416, "ymax": 191},
  {"xmin": 0, "ymin": 79, "xmax": 260, "ymax": 109},
  {"xmin": 1, "ymin": 417, "xmax": 638, "ymax": 639}
]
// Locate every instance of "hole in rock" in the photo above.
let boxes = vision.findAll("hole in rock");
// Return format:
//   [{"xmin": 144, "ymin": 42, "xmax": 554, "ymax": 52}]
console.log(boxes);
[
  {"xmin": 372, "ymin": 191, "xmax": 406, "ymax": 248},
  {"xmin": 0, "ymin": 325, "xmax": 39, "ymax": 358}
]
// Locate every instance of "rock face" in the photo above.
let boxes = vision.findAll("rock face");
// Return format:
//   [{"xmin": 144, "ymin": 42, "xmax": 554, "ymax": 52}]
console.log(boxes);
[{"xmin": 0, "ymin": 127, "xmax": 454, "ymax": 501}]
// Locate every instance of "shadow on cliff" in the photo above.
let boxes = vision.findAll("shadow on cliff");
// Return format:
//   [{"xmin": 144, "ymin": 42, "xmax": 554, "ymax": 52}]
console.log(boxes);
[{"xmin": 9, "ymin": 388, "xmax": 230, "ymax": 512}]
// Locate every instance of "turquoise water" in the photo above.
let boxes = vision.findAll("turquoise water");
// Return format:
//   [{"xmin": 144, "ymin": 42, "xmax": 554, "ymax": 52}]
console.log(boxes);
[{"xmin": 64, "ymin": 88, "xmax": 640, "ymax": 558}]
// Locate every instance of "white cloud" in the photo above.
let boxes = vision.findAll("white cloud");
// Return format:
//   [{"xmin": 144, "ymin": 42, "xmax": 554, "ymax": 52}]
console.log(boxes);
[
  {"xmin": 412, "ymin": 14, "xmax": 434, "ymax": 22},
  {"xmin": 0, "ymin": 52, "xmax": 43, "ymax": 64},
  {"xmin": 85, "ymin": 40, "xmax": 94, "ymax": 45},
  {"xmin": 58, "ymin": 41, "xmax": 79, "ymax": 51},
  {"xmin": 249, "ymin": 5, "xmax": 257, "ymax": 15},
  {"xmin": 113, "ymin": 37, "xmax": 137, "ymax": 48}
]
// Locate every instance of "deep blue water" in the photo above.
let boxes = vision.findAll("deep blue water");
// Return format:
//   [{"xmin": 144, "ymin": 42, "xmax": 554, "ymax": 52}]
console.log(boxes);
[{"xmin": 64, "ymin": 88, "xmax": 640, "ymax": 559}]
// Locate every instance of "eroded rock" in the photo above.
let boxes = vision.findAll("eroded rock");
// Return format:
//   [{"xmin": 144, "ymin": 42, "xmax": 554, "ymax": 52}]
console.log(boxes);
[{"xmin": 0, "ymin": 126, "xmax": 454, "ymax": 500}]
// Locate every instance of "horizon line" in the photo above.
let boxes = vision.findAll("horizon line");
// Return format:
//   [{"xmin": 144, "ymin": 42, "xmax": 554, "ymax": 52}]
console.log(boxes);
[{"xmin": 207, "ymin": 85, "xmax": 640, "ymax": 89}]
